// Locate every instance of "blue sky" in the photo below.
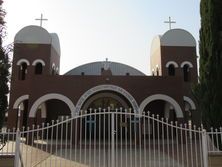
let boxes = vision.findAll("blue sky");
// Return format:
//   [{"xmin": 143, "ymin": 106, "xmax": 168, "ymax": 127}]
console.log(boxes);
[{"xmin": 4, "ymin": 0, "xmax": 200, "ymax": 74}]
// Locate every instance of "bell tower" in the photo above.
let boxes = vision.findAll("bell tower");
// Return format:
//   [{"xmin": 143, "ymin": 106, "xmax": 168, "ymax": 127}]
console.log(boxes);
[
  {"xmin": 11, "ymin": 25, "xmax": 61, "ymax": 81},
  {"xmin": 150, "ymin": 29, "xmax": 198, "ymax": 83},
  {"xmin": 8, "ymin": 25, "xmax": 61, "ymax": 129}
]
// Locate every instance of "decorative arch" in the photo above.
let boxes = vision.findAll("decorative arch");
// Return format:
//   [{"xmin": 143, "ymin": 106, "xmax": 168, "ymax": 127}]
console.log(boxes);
[
  {"xmin": 16, "ymin": 59, "xmax": 30, "ymax": 66},
  {"xmin": 82, "ymin": 92, "xmax": 129, "ymax": 110},
  {"xmin": 29, "ymin": 93, "xmax": 75, "ymax": 118},
  {"xmin": 139, "ymin": 94, "xmax": 184, "ymax": 118},
  {"xmin": 165, "ymin": 61, "xmax": 179, "ymax": 68},
  {"xmin": 183, "ymin": 96, "xmax": 196, "ymax": 110},
  {"xmin": 180, "ymin": 61, "xmax": 193, "ymax": 68},
  {"xmin": 13, "ymin": 95, "xmax": 29, "ymax": 109},
  {"xmin": 75, "ymin": 84, "xmax": 139, "ymax": 113},
  {"xmin": 32, "ymin": 59, "xmax": 46, "ymax": 66}
]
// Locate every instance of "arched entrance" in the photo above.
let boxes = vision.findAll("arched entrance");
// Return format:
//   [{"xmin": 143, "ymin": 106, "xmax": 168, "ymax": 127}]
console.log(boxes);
[
  {"xmin": 13, "ymin": 95, "xmax": 29, "ymax": 129},
  {"xmin": 29, "ymin": 98, "xmax": 74, "ymax": 140},
  {"xmin": 76, "ymin": 84, "xmax": 139, "ymax": 113},
  {"xmin": 44, "ymin": 99, "xmax": 72, "ymax": 122},
  {"xmin": 29, "ymin": 93, "xmax": 75, "ymax": 126},
  {"xmin": 76, "ymin": 85, "xmax": 139, "ymax": 140},
  {"xmin": 139, "ymin": 94, "xmax": 184, "ymax": 119},
  {"xmin": 29, "ymin": 93, "xmax": 75, "ymax": 118},
  {"xmin": 80, "ymin": 91, "xmax": 133, "ymax": 139},
  {"xmin": 82, "ymin": 92, "xmax": 131, "ymax": 110},
  {"xmin": 139, "ymin": 94, "xmax": 184, "ymax": 139},
  {"xmin": 143, "ymin": 100, "xmax": 176, "ymax": 122},
  {"xmin": 29, "ymin": 99, "xmax": 72, "ymax": 126}
]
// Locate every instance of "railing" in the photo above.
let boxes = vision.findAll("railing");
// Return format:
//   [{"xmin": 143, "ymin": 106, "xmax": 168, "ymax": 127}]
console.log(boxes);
[
  {"xmin": 0, "ymin": 134, "xmax": 7, "ymax": 151},
  {"xmin": 0, "ymin": 110, "xmax": 212, "ymax": 167},
  {"xmin": 0, "ymin": 128, "xmax": 16, "ymax": 154},
  {"xmin": 207, "ymin": 127, "xmax": 222, "ymax": 154}
]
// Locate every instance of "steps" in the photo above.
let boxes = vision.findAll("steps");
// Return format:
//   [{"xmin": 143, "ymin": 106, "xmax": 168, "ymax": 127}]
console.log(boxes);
[{"xmin": 209, "ymin": 153, "xmax": 222, "ymax": 167}]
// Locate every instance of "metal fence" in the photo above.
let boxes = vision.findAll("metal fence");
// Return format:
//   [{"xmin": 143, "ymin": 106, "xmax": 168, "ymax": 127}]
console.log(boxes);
[
  {"xmin": 0, "ymin": 110, "xmax": 220, "ymax": 167},
  {"xmin": 206, "ymin": 127, "xmax": 222, "ymax": 154}
]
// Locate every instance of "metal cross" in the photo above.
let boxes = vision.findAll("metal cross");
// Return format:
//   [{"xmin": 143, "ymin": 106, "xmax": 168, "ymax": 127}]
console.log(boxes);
[
  {"xmin": 164, "ymin": 17, "xmax": 176, "ymax": 30},
  {"xmin": 35, "ymin": 14, "xmax": 48, "ymax": 27}
]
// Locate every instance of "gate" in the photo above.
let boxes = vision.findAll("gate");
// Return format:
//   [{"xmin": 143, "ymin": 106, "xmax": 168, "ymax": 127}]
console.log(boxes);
[{"xmin": 1, "ymin": 110, "xmax": 209, "ymax": 167}]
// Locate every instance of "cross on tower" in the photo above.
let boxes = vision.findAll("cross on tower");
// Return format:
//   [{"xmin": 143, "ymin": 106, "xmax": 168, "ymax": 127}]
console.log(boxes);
[
  {"xmin": 35, "ymin": 14, "xmax": 48, "ymax": 27},
  {"xmin": 164, "ymin": 17, "xmax": 176, "ymax": 30}
]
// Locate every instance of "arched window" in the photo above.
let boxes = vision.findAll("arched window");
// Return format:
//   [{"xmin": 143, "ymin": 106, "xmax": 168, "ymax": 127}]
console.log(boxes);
[
  {"xmin": 168, "ymin": 64, "xmax": 175, "ymax": 76},
  {"xmin": 19, "ymin": 62, "xmax": 27, "ymax": 80},
  {"xmin": 35, "ymin": 63, "xmax": 43, "ymax": 74},
  {"xmin": 183, "ymin": 64, "xmax": 190, "ymax": 82}
]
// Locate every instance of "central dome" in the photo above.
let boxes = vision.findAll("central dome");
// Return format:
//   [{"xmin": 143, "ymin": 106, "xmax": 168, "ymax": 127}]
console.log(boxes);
[{"xmin": 65, "ymin": 61, "xmax": 145, "ymax": 76}]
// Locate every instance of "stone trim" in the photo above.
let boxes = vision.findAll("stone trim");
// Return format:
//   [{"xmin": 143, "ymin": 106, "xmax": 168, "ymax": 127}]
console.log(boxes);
[
  {"xmin": 76, "ymin": 84, "xmax": 139, "ymax": 113},
  {"xmin": 139, "ymin": 94, "xmax": 184, "ymax": 118}
]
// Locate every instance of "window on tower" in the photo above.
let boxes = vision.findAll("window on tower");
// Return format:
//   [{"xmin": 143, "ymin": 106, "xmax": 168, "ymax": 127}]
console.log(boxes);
[
  {"xmin": 183, "ymin": 64, "xmax": 190, "ymax": 82},
  {"xmin": 18, "ymin": 62, "xmax": 28, "ymax": 80},
  {"xmin": 168, "ymin": 64, "xmax": 175, "ymax": 76},
  {"xmin": 35, "ymin": 62, "xmax": 43, "ymax": 74}
]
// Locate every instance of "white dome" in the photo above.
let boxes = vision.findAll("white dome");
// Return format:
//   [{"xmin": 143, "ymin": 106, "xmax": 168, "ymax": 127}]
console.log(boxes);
[
  {"xmin": 14, "ymin": 25, "xmax": 51, "ymax": 44},
  {"xmin": 14, "ymin": 25, "xmax": 61, "ymax": 56},
  {"xmin": 160, "ymin": 29, "xmax": 196, "ymax": 47},
  {"xmin": 65, "ymin": 61, "xmax": 145, "ymax": 76}
]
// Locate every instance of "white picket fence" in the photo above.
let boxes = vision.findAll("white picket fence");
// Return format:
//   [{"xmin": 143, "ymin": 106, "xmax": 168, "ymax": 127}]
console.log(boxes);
[{"xmin": 0, "ymin": 110, "xmax": 221, "ymax": 167}]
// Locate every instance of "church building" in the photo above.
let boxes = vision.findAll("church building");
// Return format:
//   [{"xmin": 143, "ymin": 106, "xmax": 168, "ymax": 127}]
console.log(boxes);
[{"xmin": 7, "ymin": 25, "xmax": 198, "ymax": 129}]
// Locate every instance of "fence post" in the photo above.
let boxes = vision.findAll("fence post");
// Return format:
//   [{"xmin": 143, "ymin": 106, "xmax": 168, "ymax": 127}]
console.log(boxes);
[
  {"xmin": 14, "ymin": 130, "xmax": 21, "ymax": 167},
  {"xmin": 202, "ymin": 129, "xmax": 208, "ymax": 167},
  {"xmin": 111, "ymin": 112, "xmax": 115, "ymax": 167}
]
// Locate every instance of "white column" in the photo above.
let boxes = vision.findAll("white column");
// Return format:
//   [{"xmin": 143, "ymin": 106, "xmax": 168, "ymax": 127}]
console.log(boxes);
[
  {"xmin": 14, "ymin": 130, "xmax": 21, "ymax": 167},
  {"xmin": 111, "ymin": 113, "xmax": 115, "ymax": 167},
  {"xmin": 202, "ymin": 129, "xmax": 208, "ymax": 167}
]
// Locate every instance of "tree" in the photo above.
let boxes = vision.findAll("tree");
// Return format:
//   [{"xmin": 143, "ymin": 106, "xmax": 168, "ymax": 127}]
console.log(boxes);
[
  {"xmin": 194, "ymin": 0, "xmax": 222, "ymax": 129},
  {"xmin": 0, "ymin": 0, "xmax": 10, "ymax": 128}
]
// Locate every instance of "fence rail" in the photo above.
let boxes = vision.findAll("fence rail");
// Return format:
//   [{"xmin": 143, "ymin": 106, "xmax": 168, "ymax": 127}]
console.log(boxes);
[{"xmin": 0, "ymin": 111, "xmax": 221, "ymax": 167}]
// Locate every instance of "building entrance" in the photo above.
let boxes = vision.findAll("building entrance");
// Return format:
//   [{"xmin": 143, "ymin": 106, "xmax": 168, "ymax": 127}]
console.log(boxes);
[{"xmin": 81, "ymin": 92, "xmax": 132, "ymax": 140}]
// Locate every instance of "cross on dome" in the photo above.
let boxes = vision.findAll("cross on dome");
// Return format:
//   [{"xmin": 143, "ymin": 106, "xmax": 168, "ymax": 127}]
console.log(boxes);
[
  {"xmin": 35, "ymin": 14, "xmax": 48, "ymax": 27},
  {"xmin": 164, "ymin": 17, "xmax": 176, "ymax": 30}
]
